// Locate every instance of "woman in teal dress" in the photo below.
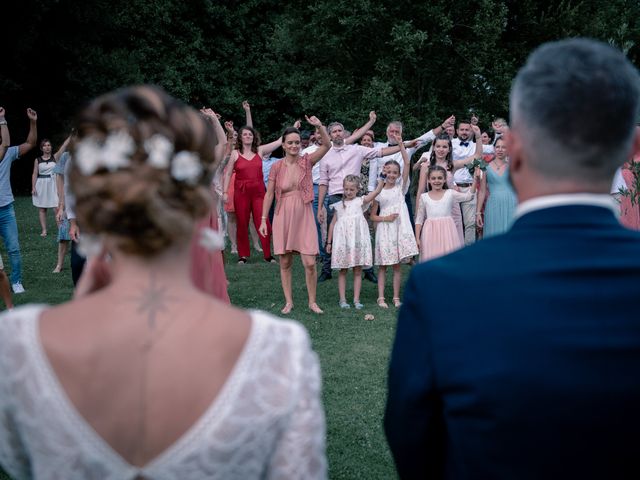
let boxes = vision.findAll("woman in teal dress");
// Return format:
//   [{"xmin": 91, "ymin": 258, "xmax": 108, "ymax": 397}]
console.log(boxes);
[{"xmin": 476, "ymin": 137, "xmax": 517, "ymax": 237}]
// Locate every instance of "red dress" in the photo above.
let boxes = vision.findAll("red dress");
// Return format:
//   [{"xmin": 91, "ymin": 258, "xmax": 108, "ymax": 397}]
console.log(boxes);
[{"xmin": 233, "ymin": 153, "xmax": 272, "ymax": 259}]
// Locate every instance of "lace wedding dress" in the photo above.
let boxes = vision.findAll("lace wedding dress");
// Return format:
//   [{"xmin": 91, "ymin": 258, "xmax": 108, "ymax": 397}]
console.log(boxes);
[{"xmin": 0, "ymin": 305, "xmax": 326, "ymax": 479}]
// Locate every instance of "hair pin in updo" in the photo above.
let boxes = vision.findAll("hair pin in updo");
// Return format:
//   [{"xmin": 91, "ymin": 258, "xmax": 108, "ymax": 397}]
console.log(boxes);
[
  {"xmin": 75, "ymin": 131, "xmax": 203, "ymax": 184},
  {"xmin": 75, "ymin": 130, "xmax": 134, "ymax": 175}
]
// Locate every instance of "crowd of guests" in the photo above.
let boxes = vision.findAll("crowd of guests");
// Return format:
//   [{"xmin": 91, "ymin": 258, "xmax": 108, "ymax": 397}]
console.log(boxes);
[{"xmin": 0, "ymin": 36, "xmax": 640, "ymax": 479}]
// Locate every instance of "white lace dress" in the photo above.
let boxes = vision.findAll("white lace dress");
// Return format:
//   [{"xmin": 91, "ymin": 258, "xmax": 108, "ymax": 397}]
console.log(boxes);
[
  {"xmin": 0, "ymin": 305, "xmax": 326, "ymax": 480},
  {"xmin": 329, "ymin": 197, "xmax": 373, "ymax": 269},
  {"xmin": 374, "ymin": 181, "xmax": 418, "ymax": 265}
]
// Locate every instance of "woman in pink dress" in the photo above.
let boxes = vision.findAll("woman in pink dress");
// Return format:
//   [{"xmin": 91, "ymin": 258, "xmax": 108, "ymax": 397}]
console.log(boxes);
[
  {"xmin": 259, "ymin": 117, "xmax": 330, "ymax": 314},
  {"xmin": 190, "ymin": 109, "xmax": 231, "ymax": 303},
  {"xmin": 415, "ymin": 165, "xmax": 479, "ymax": 262}
]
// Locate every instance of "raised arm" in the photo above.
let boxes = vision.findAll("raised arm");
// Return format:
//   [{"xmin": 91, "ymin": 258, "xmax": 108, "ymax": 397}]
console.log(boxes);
[
  {"xmin": 412, "ymin": 115, "xmax": 455, "ymax": 146},
  {"xmin": 200, "ymin": 107, "xmax": 228, "ymax": 164},
  {"xmin": 0, "ymin": 107, "xmax": 8, "ymax": 159},
  {"xmin": 19, "ymin": 108, "xmax": 38, "ymax": 157},
  {"xmin": 222, "ymin": 150, "xmax": 238, "ymax": 204},
  {"xmin": 243, "ymin": 100, "xmax": 253, "ymax": 128},
  {"xmin": 393, "ymin": 133, "xmax": 411, "ymax": 187},
  {"xmin": 54, "ymin": 133, "xmax": 72, "ymax": 161},
  {"xmin": 305, "ymin": 116, "xmax": 331, "ymax": 165},
  {"xmin": 363, "ymin": 178, "xmax": 385, "ymax": 204},
  {"xmin": 415, "ymin": 163, "xmax": 429, "ymax": 209},
  {"xmin": 345, "ymin": 111, "xmax": 377, "ymax": 145}
]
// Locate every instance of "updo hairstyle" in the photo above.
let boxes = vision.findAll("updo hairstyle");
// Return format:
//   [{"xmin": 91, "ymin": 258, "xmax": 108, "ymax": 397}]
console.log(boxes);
[{"xmin": 70, "ymin": 85, "xmax": 218, "ymax": 257}]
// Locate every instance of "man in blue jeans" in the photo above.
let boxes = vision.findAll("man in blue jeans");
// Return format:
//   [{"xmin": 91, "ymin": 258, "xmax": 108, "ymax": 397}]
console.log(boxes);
[{"xmin": 0, "ymin": 108, "xmax": 38, "ymax": 294}]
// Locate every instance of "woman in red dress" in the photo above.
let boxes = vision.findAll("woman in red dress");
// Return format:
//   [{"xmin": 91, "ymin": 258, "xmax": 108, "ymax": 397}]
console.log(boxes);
[{"xmin": 222, "ymin": 102, "xmax": 283, "ymax": 264}]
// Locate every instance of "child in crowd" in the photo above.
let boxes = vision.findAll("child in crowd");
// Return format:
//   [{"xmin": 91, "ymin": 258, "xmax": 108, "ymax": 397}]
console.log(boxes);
[
  {"xmin": 370, "ymin": 136, "xmax": 418, "ymax": 308},
  {"xmin": 415, "ymin": 165, "xmax": 479, "ymax": 261},
  {"xmin": 326, "ymin": 175, "xmax": 385, "ymax": 309}
]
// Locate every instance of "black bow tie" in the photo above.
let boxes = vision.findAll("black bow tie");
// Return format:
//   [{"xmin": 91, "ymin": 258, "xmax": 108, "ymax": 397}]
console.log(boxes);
[{"xmin": 459, "ymin": 141, "xmax": 469, "ymax": 147}]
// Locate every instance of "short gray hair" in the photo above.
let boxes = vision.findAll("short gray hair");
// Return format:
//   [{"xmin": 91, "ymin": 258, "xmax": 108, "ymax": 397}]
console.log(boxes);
[
  {"xmin": 327, "ymin": 122, "xmax": 344, "ymax": 134},
  {"xmin": 510, "ymin": 38, "xmax": 640, "ymax": 184}
]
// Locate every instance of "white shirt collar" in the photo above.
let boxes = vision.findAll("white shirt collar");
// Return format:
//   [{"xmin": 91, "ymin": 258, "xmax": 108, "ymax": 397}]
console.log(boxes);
[{"xmin": 514, "ymin": 193, "xmax": 618, "ymax": 220}]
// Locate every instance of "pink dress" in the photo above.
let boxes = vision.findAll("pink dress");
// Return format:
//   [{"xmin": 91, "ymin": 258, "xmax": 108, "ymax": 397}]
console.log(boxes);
[
  {"xmin": 415, "ymin": 189, "xmax": 474, "ymax": 262},
  {"xmin": 269, "ymin": 155, "xmax": 318, "ymax": 255},
  {"xmin": 190, "ymin": 200, "xmax": 230, "ymax": 303}
]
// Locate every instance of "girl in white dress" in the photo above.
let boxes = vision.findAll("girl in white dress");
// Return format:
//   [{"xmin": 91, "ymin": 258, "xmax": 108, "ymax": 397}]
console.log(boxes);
[
  {"xmin": 327, "ymin": 175, "xmax": 385, "ymax": 309},
  {"xmin": 415, "ymin": 165, "xmax": 479, "ymax": 261},
  {"xmin": 31, "ymin": 138, "xmax": 69, "ymax": 237},
  {"xmin": 370, "ymin": 135, "xmax": 418, "ymax": 308}
]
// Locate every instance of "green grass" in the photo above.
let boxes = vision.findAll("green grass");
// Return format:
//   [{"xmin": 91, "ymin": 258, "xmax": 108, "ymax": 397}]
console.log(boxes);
[{"xmin": 2, "ymin": 197, "xmax": 402, "ymax": 479}]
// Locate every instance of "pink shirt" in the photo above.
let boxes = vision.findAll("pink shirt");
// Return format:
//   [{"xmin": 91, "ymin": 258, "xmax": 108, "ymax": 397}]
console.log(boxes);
[{"xmin": 319, "ymin": 144, "xmax": 383, "ymax": 195}]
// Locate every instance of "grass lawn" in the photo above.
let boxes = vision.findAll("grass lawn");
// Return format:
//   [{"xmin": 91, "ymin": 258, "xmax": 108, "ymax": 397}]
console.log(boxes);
[{"xmin": 1, "ymin": 196, "xmax": 402, "ymax": 479}]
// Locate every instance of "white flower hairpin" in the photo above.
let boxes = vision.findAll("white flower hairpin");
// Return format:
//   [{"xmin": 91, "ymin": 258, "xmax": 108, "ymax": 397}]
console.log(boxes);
[
  {"xmin": 75, "ymin": 131, "xmax": 203, "ymax": 184},
  {"xmin": 75, "ymin": 130, "xmax": 134, "ymax": 175},
  {"xmin": 199, "ymin": 227, "xmax": 225, "ymax": 252},
  {"xmin": 76, "ymin": 233, "xmax": 104, "ymax": 258},
  {"xmin": 171, "ymin": 151, "xmax": 202, "ymax": 184},
  {"xmin": 144, "ymin": 134, "xmax": 173, "ymax": 169}
]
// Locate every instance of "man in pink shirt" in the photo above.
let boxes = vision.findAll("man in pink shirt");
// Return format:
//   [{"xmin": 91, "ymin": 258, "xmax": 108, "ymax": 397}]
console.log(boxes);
[{"xmin": 317, "ymin": 121, "xmax": 402, "ymax": 282}]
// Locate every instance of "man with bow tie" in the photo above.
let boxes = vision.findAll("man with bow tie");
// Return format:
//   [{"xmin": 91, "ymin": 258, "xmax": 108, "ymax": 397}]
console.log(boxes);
[{"xmin": 452, "ymin": 119, "xmax": 494, "ymax": 244}]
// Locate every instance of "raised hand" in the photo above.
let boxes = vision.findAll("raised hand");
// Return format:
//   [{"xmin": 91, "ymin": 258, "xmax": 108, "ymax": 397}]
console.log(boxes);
[
  {"xmin": 369, "ymin": 111, "xmax": 377, "ymax": 122},
  {"xmin": 27, "ymin": 108, "xmax": 37, "ymax": 121},
  {"xmin": 471, "ymin": 114, "xmax": 479, "ymax": 126},
  {"xmin": 224, "ymin": 120, "xmax": 234, "ymax": 133},
  {"xmin": 293, "ymin": 119, "xmax": 302, "ymax": 129},
  {"xmin": 305, "ymin": 115, "xmax": 322, "ymax": 128},
  {"xmin": 471, "ymin": 124, "xmax": 482, "ymax": 137},
  {"xmin": 443, "ymin": 115, "xmax": 455, "ymax": 128},
  {"xmin": 242, "ymin": 100, "xmax": 251, "ymax": 112}
]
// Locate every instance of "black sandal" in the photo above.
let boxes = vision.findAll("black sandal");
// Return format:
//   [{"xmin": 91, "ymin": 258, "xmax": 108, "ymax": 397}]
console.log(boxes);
[
  {"xmin": 264, "ymin": 257, "xmax": 277, "ymax": 264},
  {"xmin": 237, "ymin": 257, "xmax": 248, "ymax": 265}
]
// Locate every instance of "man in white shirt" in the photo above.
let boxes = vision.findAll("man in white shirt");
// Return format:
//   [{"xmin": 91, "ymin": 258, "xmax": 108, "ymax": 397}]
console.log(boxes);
[
  {"xmin": 316, "ymin": 121, "xmax": 402, "ymax": 282},
  {"xmin": 452, "ymin": 119, "xmax": 495, "ymax": 245}
]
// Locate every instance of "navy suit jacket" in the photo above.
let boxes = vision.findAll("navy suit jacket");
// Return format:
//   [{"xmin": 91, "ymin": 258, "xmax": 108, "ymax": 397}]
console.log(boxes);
[{"xmin": 385, "ymin": 205, "xmax": 640, "ymax": 479}]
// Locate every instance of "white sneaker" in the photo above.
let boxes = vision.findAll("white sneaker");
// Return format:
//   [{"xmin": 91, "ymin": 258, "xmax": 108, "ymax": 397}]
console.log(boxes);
[{"xmin": 12, "ymin": 282, "xmax": 25, "ymax": 294}]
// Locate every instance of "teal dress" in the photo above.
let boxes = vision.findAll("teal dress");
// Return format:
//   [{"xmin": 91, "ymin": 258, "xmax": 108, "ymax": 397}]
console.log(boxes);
[{"xmin": 483, "ymin": 165, "xmax": 517, "ymax": 237}]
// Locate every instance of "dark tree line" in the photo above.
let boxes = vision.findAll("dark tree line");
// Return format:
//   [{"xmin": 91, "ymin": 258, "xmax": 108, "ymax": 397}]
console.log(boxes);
[{"xmin": 3, "ymin": 0, "xmax": 639, "ymax": 194}]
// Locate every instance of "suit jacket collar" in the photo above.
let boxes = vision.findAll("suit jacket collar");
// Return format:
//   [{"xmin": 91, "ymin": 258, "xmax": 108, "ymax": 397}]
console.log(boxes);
[
  {"xmin": 515, "ymin": 193, "xmax": 617, "ymax": 219},
  {"xmin": 511, "ymin": 203, "xmax": 621, "ymax": 232}
]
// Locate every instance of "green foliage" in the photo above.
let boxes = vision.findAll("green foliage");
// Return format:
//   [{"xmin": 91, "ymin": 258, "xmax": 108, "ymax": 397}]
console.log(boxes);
[{"xmin": 3, "ymin": 0, "xmax": 640, "ymax": 193}]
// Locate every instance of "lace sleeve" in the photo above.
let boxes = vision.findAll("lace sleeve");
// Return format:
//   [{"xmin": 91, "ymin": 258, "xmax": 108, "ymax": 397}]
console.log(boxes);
[
  {"xmin": 0, "ymin": 317, "xmax": 31, "ymax": 479},
  {"xmin": 267, "ymin": 328, "xmax": 327, "ymax": 479},
  {"xmin": 415, "ymin": 195, "xmax": 427, "ymax": 225}
]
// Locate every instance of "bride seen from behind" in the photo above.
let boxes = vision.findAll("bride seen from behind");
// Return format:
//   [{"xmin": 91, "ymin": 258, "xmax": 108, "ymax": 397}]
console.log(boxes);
[{"xmin": 0, "ymin": 85, "xmax": 326, "ymax": 479}]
